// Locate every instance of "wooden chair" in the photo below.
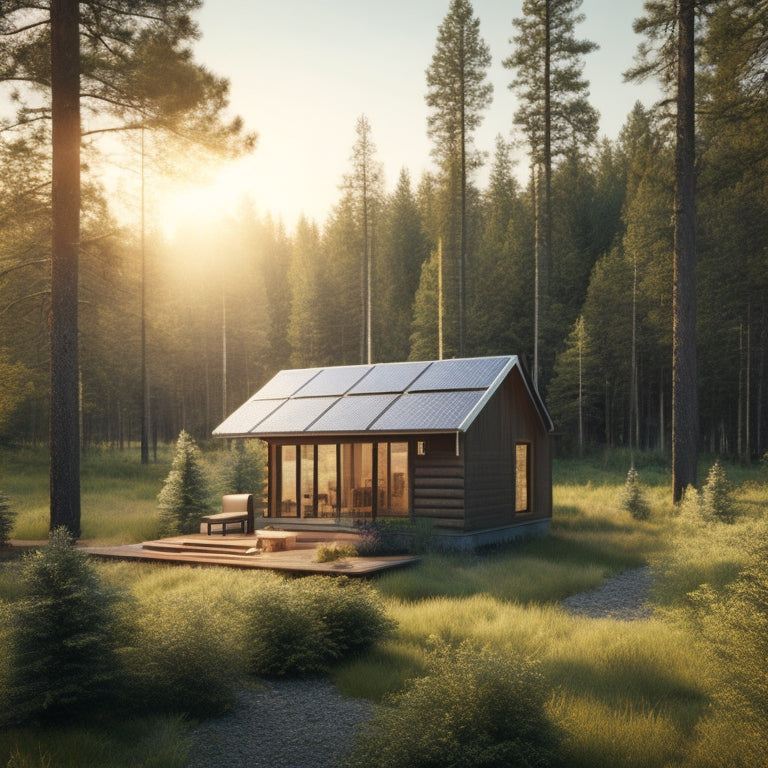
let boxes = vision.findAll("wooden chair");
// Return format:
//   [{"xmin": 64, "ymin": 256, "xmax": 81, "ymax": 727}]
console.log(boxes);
[{"xmin": 201, "ymin": 493, "xmax": 254, "ymax": 535}]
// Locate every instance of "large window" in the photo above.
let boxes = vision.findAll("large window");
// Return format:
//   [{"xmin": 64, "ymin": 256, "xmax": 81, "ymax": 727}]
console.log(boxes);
[
  {"xmin": 277, "ymin": 441, "xmax": 409, "ymax": 520},
  {"xmin": 280, "ymin": 445, "xmax": 297, "ymax": 517},
  {"xmin": 515, "ymin": 443, "xmax": 530, "ymax": 514}
]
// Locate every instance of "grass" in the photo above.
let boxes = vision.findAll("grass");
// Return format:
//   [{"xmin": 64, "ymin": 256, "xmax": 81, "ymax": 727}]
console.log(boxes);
[
  {"xmin": 0, "ymin": 444, "xmax": 216, "ymax": 544},
  {"xmin": 0, "ymin": 715, "xmax": 191, "ymax": 768},
  {"xmin": 0, "ymin": 447, "xmax": 766, "ymax": 766}
]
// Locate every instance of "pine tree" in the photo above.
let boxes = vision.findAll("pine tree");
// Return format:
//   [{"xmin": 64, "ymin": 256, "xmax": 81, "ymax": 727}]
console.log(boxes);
[
  {"xmin": 548, "ymin": 314, "xmax": 593, "ymax": 453},
  {"xmin": 9, "ymin": 528, "xmax": 123, "ymax": 724},
  {"xmin": 375, "ymin": 169, "xmax": 429, "ymax": 362},
  {"xmin": 504, "ymin": 0, "xmax": 598, "ymax": 386},
  {"xmin": 0, "ymin": 1, "xmax": 255, "ymax": 536},
  {"xmin": 620, "ymin": 467, "xmax": 650, "ymax": 521},
  {"xmin": 342, "ymin": 115, "xmax": 383, "ymax": 363},
  {"xmin": 425, "ymin": 0, "xmax": 492, "ymax": 357},
  {"xmin": 701, "ymin": 460, "xmax": 735, "ymax": 524},
  {"xmin": 158, "ymin": 430, "xmax": 211, "ymax": 535}
]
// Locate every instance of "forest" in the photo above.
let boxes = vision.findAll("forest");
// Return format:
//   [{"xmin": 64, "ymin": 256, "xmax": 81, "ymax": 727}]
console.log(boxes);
[{"xmin": 0, "ymin": 0, "xmax": 766, "ymax": 464}]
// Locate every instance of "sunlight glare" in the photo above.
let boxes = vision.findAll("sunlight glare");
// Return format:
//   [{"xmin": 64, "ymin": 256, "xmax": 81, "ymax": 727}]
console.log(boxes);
[{"xmin": 153, "ymin": 163, "xmax": 256, "ymax": 240}]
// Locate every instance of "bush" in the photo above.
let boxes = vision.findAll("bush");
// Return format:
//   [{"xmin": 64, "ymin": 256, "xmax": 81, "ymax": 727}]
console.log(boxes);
[
  {"xmin": 246, "ymin": 576, "xmax": 394, "ymax": 676},
  {"xmin": 157, "ymin": 430, "xmax": 211, "ymax": 535},
  {"xmin": 5, "ymin": 528, "xmax": 124, "ymax": 725},
  {"xmin": 684, "ymin": 535, "xmax": 768, "ymax": 767},
  {"xmin": 0, "ymin": 490, "xmax": 15, "ymax": 547},
  {"xmin": 701, "ymin": 461, "xmax": 736, "ymax": 524},
  {"xmin": 295, "ymin": 577, "xmax": 395, "ymax": 661},
  {"xmin": 344, "ymin": 639, "xmax": 560, "ymax": 768},
  {"xmin": 355, "ymin": 520, "xmax": 416, "ymax": 556},
  {"xmin": 620, "ymin": 467, "xmax": 650, "ymax": 521},
  {"xmin": 121, "ymin": 590, "xmax": 241, "ymax": 717},
  {"xmin": 316, "ymin": 542, "xmax": 358, "ymax": 562}
]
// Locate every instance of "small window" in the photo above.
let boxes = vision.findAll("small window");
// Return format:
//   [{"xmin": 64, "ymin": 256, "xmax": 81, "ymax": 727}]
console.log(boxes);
[{"xmin": 515, "ymin": 443, "xmax": 530, "ymax": 514}]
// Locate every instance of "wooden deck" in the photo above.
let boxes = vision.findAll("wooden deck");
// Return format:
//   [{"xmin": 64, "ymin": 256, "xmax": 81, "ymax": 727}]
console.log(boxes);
[{"xmin": 81, "ymin": 530, "xmax": 419, "ymax": 576}]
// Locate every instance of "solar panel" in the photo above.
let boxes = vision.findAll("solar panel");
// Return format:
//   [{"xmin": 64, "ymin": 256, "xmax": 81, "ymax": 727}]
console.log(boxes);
[
  {"xmin": 254, "ymin": 368, "xmax": 321, "ymax": 400},
  {"xmin": 294, "ymin": 365, "xmax": 372, "ymax": 397},
  {"xmin": 310, "ymin": 394, "xmax": 399, "ymax": 431},
  {"xmin": 370, "ymin": 390, "xmax": 487, "ymax": 431},
  {"xmin": 408, "ymin": 357, "xmax": 510, "ymax": 391},
  {"xmin": 347, "ymin": 361, "xmax": 430, "ymax": 394},
  {"xmin": 212, "ymin": 398, "xmax": 283, "ymax": 436},
  {"xmin": 253, "ymin": 396, "xmax": 338, "ymax": 433}
]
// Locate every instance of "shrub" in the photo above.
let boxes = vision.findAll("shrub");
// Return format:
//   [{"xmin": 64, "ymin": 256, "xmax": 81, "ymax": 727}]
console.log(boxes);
[
  {"xmin": 246, "ymin": 576, "xmax": 394, "ymax": 676},
  {"xmin": 701, "ymin": 461, "xmax": 735, "ymax": 524},
  {"xmin": 294, "ymin": 577, "xmax": 395, "ymax": 662},
  {"xmin": 620, "ymin": 467, "xmax": 650, "ymax": 521},
  {"xmin": 355, "ymin": 520, "xmax": 414, "ymax": 556},
  {"xmin": 344, "ymin": 639, "xmax": 560, "ymax": 768},
  {"xmin": 316, "ymin": 542, "xmax": 358, "ymax": 562},
  {"xmin": 684, "ymin": 535, "xmax": 768, "ymax": 767},
  {"xmin": 0, "ymin": 490, "xmax": 15, "ymax": 547},
  {"xmin": 121, "ymin": 590, "xmax": 241, "ymax": 717},
  {"xmin": 157, "ymin": 430, "xmax": 211, "ymax": 535},
  {"xmin": 6, "ymin": 528, "xmax": 124, "ymax": 725}
]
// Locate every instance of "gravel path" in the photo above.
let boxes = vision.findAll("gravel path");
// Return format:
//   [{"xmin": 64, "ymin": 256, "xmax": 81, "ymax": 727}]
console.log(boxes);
[
  {"xmin": 185, "ymin": 679, "xmax": 373, "ymax": 768},
  {"xmin": 185, "ymin": 566, "xmax": 653, "ymax": 767},
  {"xmin": 560, "ymin": 565, "xmax": 654, "ymax": 621}
]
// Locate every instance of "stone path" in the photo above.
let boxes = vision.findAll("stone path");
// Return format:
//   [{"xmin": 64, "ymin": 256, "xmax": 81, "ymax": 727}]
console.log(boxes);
[{"xmin": 559, "ymin": 565, "xmax": 654, "ymax": 621}]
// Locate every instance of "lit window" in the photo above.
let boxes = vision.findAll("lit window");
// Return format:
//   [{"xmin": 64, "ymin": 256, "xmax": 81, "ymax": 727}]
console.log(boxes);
[{"xmin": 515, "ymin": 443, "xmax": 530, "ymax": 513}]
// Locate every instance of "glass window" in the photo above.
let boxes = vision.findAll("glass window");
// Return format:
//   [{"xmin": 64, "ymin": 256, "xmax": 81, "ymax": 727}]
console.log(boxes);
[
  {"xmin": 280, "ymin": 445, "xmax": 298, "ymax": 517},
  {"xmin": 340, "ymin": 443, "xmax": 373, "ymax": 516},
  {"xmin": 300, "ymin": 445, "xmax": 315, "ymax": 517},
  {"xmin": 317, "ymin": 444, "xmax": 336, "ymax": 517},
  {"xmin": 515, "ymin": 443, "xmax": 530, "ymax": 514},
  {"xmin": 382, "ymin": 442, "xmax": 409, "ymax": 516},
  {"xmin": 278, "ymin": 441, "xmax": 409, "ymax": 521}
]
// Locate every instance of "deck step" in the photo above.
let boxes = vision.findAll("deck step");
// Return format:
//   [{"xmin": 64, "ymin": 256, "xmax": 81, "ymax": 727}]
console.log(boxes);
[{"xmin": 142, "ymin": 540, "xmax": 260, "ymax": 556}]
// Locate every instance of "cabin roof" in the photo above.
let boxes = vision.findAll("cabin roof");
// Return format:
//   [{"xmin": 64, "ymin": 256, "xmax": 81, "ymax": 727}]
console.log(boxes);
[{"xmin": 213, "ymin": 355, "xmax": 553, "ymax": 439}]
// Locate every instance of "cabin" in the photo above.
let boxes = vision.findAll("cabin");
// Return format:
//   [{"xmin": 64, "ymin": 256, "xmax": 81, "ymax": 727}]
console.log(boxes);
[{"xmin": 213, "ymin": 355, "xmax": 553, "ymax": 549}]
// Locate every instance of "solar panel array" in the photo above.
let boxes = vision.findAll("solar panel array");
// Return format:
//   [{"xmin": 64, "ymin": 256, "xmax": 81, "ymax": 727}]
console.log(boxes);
[{"xmin": 213, "ymin": 356, "xmax": 517, "ymax": 437}]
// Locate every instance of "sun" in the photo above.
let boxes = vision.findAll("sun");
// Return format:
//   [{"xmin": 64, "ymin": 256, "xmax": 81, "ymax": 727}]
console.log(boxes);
[{"xmin": 151, "ymin": 161, "xmax": 257, "ymax": 240}]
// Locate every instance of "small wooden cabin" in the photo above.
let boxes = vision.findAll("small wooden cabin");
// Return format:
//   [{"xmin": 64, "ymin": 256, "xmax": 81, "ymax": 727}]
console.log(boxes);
[{"xmin": 213, "ymin": 356, "xmax": 553, "ymax": 548}]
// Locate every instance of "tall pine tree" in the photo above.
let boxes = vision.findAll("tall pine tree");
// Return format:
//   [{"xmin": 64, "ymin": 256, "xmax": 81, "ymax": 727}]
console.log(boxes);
[
  {"xmin": 504, "ymin": 0, "xmax": 598, "ymax": 387},
  {"xmin": 425, "ymin": 0, "xmax": 492, "ymax": 357}
]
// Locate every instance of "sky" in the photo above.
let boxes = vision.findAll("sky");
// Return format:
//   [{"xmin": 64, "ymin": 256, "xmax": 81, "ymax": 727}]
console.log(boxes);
[{"xmin": 151, "ymin": 0, "xmax": 662, "ymax": 233}]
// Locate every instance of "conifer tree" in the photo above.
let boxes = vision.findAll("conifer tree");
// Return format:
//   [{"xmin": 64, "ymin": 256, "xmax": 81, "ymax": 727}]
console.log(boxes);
[
  {"xmin": 9, "ymin": 528, "xmax": 123, "ymax": 724},
  {"xmin": 627, "ymin": 0, "xmax": 699, "ymax": 500},
  {"xmin": 342, "ymin": 115, "xmax": 383, "ymax": 364},
  {"xmin": 425, "ymin": 0, "xmax": 492, "ymax": 357},
  {"xmin": 376, "ymin": 169, "xmax": 429, "ymax": 362},
  {"xmin": 0, "ymin": 1, "xmax": 255, "ymax": 537},
  {"xmin": 504, "ymin": 0, "xmax": 598, "ymax": 386},
  {"xmin": 158, "ymin": 430, "xmax": 211, "ymax": 535}
]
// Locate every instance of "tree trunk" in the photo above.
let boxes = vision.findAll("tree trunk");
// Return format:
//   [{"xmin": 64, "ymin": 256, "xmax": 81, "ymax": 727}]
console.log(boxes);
[
  {"xmin": 49, "ymin": 0, "xmax": 81, "ymax": 536},
  {"xmin": 541, "ymin": 0, "xmax": 552, "ymax": 384},
  {"xmin": 672, "ymin": 0, "xmax": 698, "ymax": 502}
]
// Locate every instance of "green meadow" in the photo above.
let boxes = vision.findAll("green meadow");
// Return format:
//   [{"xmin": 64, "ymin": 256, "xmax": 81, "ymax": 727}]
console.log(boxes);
[{"xmin": 0, "ymin": 446, "xmax": 766, "ymax": 767}]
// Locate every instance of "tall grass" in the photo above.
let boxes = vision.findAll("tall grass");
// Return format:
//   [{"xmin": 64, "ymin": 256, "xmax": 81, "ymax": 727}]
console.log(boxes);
[
  {"xmin": 0, "ymin": 444, "xmax": 243, "ymax": 544},
  {"xmin": 1, "ymin": 449, "xmax": 766, "ymax": 767},
  {"xmin": 0, "ymin": 715, "xmax": 190, "ymax": 768}
]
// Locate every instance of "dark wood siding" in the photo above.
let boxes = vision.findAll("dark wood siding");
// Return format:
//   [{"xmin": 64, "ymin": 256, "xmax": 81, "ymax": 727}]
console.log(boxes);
[
  {"xmin": 463, "ymin": 369, "xmax": 551, "ymax": 531},
  {"xmin": 412, "ymin": 434, "xmax": 465, "ymax": 530}
]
